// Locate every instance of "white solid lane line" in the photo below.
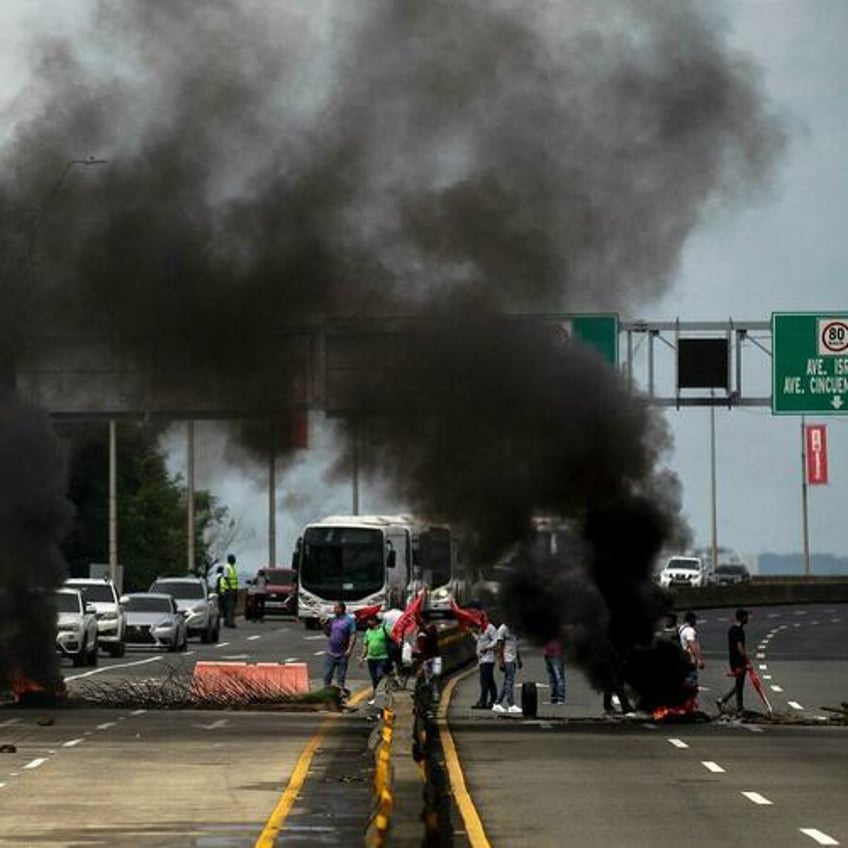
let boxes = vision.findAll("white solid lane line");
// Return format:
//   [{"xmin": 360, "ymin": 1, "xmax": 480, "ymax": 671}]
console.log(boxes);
[
  {"xmin": 702, "ymin": 761, "xmax": 726, "ymax": 773},
  {"xmin": 742, "ymin": 791, "xmax": 773, "ymax": 805},
  {"xmin": 65, "ymin": 655, "xmax": 163, "ymax": 681},
  {"xmin": 800, "ymin": 828, "xmax": 839, "ymax": 846},
  {"xmin": 668, "ymin": 739, "xmax": 689, "ymax": 749},
  {"xmin": 24, "ymin": 758, "xmax": 47, "ymax": 770}
]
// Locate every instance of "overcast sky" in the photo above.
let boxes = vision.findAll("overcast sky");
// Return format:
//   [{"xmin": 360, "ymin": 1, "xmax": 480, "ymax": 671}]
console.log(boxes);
[{"xmin": 2, "ymin": 2, "xmax": 845, "ymax": 569}]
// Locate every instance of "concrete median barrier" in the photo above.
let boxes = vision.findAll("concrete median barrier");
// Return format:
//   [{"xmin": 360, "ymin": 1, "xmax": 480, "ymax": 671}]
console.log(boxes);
[
  {"xmin": 191, "ymin": 661, "xmax": 309, "ymax": 700},
  {"xmin": 671, "ymin": 576, "xmax": 848, "ymax": 610}
]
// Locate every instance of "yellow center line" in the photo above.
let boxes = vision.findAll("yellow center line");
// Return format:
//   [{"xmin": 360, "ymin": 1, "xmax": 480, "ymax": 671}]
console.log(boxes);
[
  {"xmin": 437, "ymin": 669, "xmax": 492, "ymax": 848},
  {"xmin": 255, "ymin": 687, "xmax": 370, "ymax": 847}
]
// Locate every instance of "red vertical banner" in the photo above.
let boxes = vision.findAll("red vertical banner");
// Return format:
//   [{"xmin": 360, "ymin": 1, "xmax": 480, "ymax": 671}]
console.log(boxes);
[{"xmin": 805, "ymin": 424, "xmax": 829, "ymax": 485}]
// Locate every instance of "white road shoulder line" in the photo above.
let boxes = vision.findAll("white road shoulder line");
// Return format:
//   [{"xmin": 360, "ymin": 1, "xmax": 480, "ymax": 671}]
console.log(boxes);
[
  {"xmin": 702, "ymin": 761, "xmax": 725, "ymax": 773},
  {"xmin": 742, "ymin": 791, "xmax": 773, "ymax": 805},
  {"xmin": 65, "ymin": 655, "xmax": 163, "ymax": 681},
  {"xmin": 668, "ymin": 738, "xmax": 688, "ymax": 749},
  {"xmin": 800, "ymin": 828, "xmax": 839, "ymax": 846}
]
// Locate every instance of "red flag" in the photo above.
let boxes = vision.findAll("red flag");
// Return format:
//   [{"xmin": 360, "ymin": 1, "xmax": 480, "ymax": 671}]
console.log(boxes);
[
  {"xmin": 449, "ymin": 600, "xmax": 488, "ymax": 632},
  {"xmin": 746, "ymin": 663, "xmax": 773, "ymax": 714},
  {"xmin": 353, "ymin": 603, "xmax": 383, "ymax": 625},
  {"xmin": 391, "ymin": 591, "xmax": 426, "ymax": 642}
]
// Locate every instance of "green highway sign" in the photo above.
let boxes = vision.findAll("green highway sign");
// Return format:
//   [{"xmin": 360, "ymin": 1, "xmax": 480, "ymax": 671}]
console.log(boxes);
[
  {"xmin": 773, "ymin": 312, "xmax": 848, "ymax": 414},
  {"xmin": 552, "ymin": 314, "xmax": 618, "ymax": 367}
]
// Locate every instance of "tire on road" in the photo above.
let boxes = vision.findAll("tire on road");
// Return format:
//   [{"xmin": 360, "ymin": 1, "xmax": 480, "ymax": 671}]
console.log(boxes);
[{"xmin": 521, "ymin": 681, "xmax": 538, "ymax": 718}]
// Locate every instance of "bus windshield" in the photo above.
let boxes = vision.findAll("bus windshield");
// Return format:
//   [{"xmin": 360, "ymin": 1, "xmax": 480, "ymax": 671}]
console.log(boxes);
[{"xmin": 300, "ymin": 527, "xmax": 385, "ymax": 601}]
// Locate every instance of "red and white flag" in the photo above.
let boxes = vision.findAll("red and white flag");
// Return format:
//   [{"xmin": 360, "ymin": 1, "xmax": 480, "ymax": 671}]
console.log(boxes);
[{"xmin": 806, "ymin": 424, "xmax": 829, "ymax": 485}]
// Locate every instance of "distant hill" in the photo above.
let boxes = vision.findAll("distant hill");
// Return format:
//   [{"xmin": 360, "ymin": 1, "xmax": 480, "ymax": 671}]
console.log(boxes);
[{"xmin": 757, "ymin": 553, "xmax": 848, "ymax": 576}]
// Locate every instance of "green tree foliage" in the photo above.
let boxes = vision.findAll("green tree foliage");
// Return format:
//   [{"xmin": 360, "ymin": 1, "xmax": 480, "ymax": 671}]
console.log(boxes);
[{"xmin": 59, "ymin": 421, "xmax": 232, "ymax": 592}]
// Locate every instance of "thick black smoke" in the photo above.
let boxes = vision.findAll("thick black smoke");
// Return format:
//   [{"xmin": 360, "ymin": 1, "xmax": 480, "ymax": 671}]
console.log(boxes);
[
  {"xmin": 0, "ymin": 2, "xmax": 785, "ymax": 695},
  {"xmin": 0, "ymin": 399, "xmax": 73, "ymax": 690}
]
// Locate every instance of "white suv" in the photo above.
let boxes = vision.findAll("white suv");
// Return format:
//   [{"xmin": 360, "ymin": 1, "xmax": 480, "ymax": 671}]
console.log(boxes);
[
  {"xmin": 658, "ymin": 556, "xmax": 707, "ymax": 588},
  {"xmin": 66, "ymin": 578, "xmax": 127, "ymax": 657},
  {"xmin": 56, "ymin": 587, "xmax": 99, "ymax": 667},
  {"xmin": 150, "ymin": 576, "xmax": 220, "ymax": 643}
]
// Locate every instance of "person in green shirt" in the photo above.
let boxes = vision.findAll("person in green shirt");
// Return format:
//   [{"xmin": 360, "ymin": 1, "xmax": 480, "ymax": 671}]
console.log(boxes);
[{"xmin": 359, "ymin": 615, "xmax": 391, "ymax": 705}]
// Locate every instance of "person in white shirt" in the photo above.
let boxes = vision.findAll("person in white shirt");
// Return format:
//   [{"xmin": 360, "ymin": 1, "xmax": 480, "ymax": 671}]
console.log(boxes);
[
  {"xmin": 678, "ymin": 610, "xmax": 704, "ymax": 702},
  {"xmin": 492, "ymin": 622, "xmax": 523, "ymax": 714},
  {"xmin": 471, "ymin": 621, "xmax": 499, "ymax": 709}
]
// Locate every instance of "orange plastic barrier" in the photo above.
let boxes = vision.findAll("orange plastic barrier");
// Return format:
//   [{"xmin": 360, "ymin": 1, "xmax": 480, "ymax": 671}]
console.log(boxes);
[{"xmin": 191, "ymin": 661, "xmax": 309, "ymax": 699}]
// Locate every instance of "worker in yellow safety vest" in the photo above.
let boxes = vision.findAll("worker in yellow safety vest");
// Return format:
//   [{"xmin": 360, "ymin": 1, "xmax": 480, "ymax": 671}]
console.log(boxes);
[{"xmin": 222, "ymin": 554, "xmax": 239, "ymax": 628}]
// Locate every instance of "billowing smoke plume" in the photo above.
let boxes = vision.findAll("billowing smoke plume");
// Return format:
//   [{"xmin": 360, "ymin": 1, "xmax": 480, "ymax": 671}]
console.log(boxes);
[
  {"xmin": 0, "ymin": 399, "xmax": 73, "ymax": 690},
  {"xmin": 0, "ymin": 1, "xmax": 785, "ymax": 696}
]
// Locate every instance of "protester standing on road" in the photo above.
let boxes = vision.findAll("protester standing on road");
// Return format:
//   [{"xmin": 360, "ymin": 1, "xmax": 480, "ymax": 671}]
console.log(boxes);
[
  {"xmin": 359, "ymin": 615, "xmax": 390, "ymax": 705},
  {"xmin": 253, "ymin": 568, "xmax": 268, "ymax": 622},
  {"xmin": 542, "ymin": 638, "xmax": 567, "ymax": 705},
  {"xmin": 323, "ymin": 601, "xmax": 357, "ymax": 696},
  {"xmin": 493, "ymin": 622, "xmax": 523, "ymax": 714},
  {"xmin": 678, "ymin": 610, "xmax": 705, "ymax": 702},
  {"xmin": 471, "ymin": 619, "xmax": 499, "ymax": 710},
  {"xmin": 717, "ymin": 608, "xmax": 750, "ymax": 714},
  {"xmin": 222, "ymin": 554, "xmax": 239, "ymax": 628}
]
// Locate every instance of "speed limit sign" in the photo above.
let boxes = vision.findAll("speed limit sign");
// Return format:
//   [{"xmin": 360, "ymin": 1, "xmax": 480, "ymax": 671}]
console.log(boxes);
[{"xmin": 818, "ymin": 318, "xmax": 848, "ymax": 355}]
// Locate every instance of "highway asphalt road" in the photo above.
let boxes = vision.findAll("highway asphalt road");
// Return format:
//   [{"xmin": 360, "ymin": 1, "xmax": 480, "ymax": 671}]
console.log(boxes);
[
  {"xmin": 0, "ymin": 604, "xmax": 844, "ymax": 846},
  {"xmin": 445, "ymin": 603, "xmax": 848, "ymax": 848}
]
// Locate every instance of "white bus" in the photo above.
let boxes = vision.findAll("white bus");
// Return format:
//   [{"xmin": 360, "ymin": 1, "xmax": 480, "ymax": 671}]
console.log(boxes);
[{"xmin": 293, "ymin": 515, "xmax": 459, "ymax": 629}]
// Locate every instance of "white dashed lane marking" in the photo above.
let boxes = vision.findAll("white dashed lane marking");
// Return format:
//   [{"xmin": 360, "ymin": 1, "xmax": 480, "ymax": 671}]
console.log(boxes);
[
  {"xmin": 668, "ymin": 738, "xmax": 689, "ymax": 749},
  {"xmin": 702, "ymin": 761, "xmax": 726, "ymax": 773},
  {"xmin": 788, "ymin": 701, "xmax": 805, "ymax": 711},
  {"xmin": 742, "ymin": 791, "xmax": 773, "ymax": 805},
  {"xmin": 247, "ymin": 635, "xmax": 261, "ymax": 641},
  {"xmin": 770, "ymin": 685, "xmax": 784, "ymax": 693},
  {"xmin": 23, "ymin": 758, "xmax": 47, "ymax": 770},
  {"xmin": 800, "ymin": 828, "xmax": 839, "ymax": 846},
  {"xmin": 62, "ymin": 739, "xmax": 84, "ymax": 748},
  {"xmin": 96, "ymin": 722, "xmax": 116, "ymax": 731}
]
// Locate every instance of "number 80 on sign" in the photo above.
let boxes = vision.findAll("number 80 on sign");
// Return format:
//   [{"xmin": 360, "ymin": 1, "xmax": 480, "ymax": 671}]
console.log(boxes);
[{"xmin": 818, "ymin": 319, "xmax": 848, "ymax": 355}]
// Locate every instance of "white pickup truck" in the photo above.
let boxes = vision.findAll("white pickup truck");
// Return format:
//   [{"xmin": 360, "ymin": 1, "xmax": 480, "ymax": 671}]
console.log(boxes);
[{"xmin": 658, "ymin": 556, "xmax": 708, "ymax": 588}]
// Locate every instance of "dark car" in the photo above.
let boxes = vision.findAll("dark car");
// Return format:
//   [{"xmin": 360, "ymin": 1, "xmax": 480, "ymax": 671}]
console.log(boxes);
[
  {"xmin": 711, "ymin": 563, "xmax": 751, "ymax": 585},
  {"xmin": 244, "ymin": 568, "xmax": 298, "ymax": 620}
]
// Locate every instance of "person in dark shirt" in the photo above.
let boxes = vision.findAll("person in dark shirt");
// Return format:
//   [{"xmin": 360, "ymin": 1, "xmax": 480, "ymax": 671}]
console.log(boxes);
[{"xmin": 716, "ymin": 608, "xmax": 749, "ymax": 714}]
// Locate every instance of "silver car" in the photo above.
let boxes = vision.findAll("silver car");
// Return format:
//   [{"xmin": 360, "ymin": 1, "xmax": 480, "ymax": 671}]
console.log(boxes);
[
  {"xmin": 56, "ymin": 588, "xmax": 99, "ymax": 667},
  {"xmin": 121, "ymin": 593, "xmax": 188, "ymax": 652}
]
